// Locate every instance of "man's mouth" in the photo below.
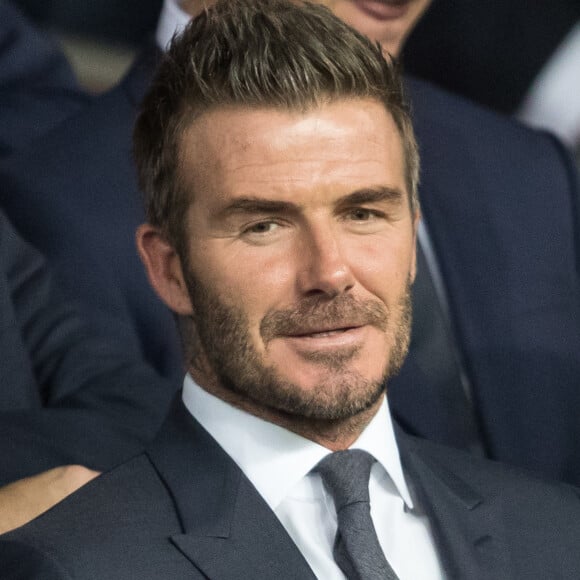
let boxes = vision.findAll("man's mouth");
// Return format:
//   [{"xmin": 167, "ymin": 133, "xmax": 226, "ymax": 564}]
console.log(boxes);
[
  {"xmin": 260, "ymin": 294, "xmax": 389, "ymax": 344},
  {"xmin": 286, "ymin": 325, "xmax": 361, "ymax": 338},
  {"xmin": 352, "ymin": 0, "xmax": 412, "ymax": 21},
  {"xmin": 278, "ymin": 324, "xmax": 370, "ymax": 353}
]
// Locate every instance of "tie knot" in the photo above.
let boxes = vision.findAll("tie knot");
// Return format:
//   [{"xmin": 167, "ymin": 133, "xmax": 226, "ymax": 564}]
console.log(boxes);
[{"xmin": 315, "ymin": 449, "xmax": 375, "ymax": 511}]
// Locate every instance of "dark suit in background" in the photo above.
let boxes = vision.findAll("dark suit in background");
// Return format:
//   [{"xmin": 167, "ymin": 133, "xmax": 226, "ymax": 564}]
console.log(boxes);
[
  {"xmin": 1, "ymin": 51, "xmax": 579, "ymax": 484},
  {"xmin": 403, "ymin": 0, "xmax": 580, "ymax": 114},
  {"xmin": 11, "ymin": 0, "xmax": 162, "ymax": 46},
  {"xmin": 0, "ymin": 48, "xmax": 182, "ymax": 384},
  {"xmin": 1, "ymin": 398, "xmax": 579, "ymax": 579},
  {"xmin": 0, "ymin": 208, "xmax": 171, "ymax": 485},
  {"xmin": 0, "ymin": 0, "xmax": 90, "ymax": 158},
  {"xmin": 389, "ymin": 78, "xmax": 580, "ymax": 483}
]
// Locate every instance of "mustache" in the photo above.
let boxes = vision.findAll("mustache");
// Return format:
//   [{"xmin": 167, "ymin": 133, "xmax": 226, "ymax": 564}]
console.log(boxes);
[{"xmin": 260, "ymin": 295, "xmax": 389, "ymax": 341}]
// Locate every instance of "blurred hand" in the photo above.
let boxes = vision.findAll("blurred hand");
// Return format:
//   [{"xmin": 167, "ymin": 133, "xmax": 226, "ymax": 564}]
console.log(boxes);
[{"xmin": 0, "ymin": 465, "xmax": 100, "ymax": 534}]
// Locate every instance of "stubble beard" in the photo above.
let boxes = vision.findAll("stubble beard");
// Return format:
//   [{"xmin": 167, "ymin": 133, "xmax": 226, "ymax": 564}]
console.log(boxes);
[{"xmin": 181, "ymin": 269, "xmax": 412, "ymax": 423}]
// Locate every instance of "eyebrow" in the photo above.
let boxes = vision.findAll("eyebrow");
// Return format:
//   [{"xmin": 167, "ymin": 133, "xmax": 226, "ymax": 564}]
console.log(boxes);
[
  {"xmin": 337, "ymin": 186, "xmax": 405, "ymax": 207},
  {"xmin": 217, "ymin": 186, "xmax": 405, "ymax": 219},
  {"xmin": 218, "ymin": 198, "xmax": 299, "ymax": 218}
]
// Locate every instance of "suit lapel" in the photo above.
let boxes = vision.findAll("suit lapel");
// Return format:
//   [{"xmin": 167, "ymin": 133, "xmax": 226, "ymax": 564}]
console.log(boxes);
[
  {"xmin": 398, "ymin": 430, "xmax": 512, "ymax": 580},
  {"xmin": 146, "ymin": 397, "xmax": 316, "ymax": 580},
  {"xmin": 405, "ymin": 76, "xmax": 509, "ymax": 399}
]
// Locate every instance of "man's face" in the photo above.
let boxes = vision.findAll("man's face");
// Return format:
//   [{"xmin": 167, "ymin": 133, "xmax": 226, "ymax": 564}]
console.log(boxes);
[
  {"xmin": 315, "ymin": 0, "xmax": 432, "ymax": 55},
  {"xmin": 179, "ymin": 0, "xmax": 213, "ymax": 17},
  {"xmin": 174, "ymin": 99, "xmax": 418, "ymax": 423},
  {"xmin": 180, "ymin": 0, "xmax": 432, "ymax": 56}
]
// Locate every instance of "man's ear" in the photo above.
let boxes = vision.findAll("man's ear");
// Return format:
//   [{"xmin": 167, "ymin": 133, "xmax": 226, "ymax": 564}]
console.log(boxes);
[
  {"xmin": 410, "ymin": 209, "xmax": 421, "ymax": 284},
  {"xmin": 136, "ymin": 224, "xmax": 193, "ymax": 315}
]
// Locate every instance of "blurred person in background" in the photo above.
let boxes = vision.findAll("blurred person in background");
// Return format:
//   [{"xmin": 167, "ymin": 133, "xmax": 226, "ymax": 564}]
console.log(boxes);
[
  {"xmin": 0, "ymin": 0, "xmax": 579, "ymax": 501},
  {"xmin": 0, "ymin": 0, "xmax": 90, "ymax": 158},
  {"xmin": 403, "ymin": 0, "xmax": 580, "ymax": 162},
  {"xmin": 0, "ymin": 0, "xmax": 166, "ymax": 535},
  {"xmin": 0, "ymin": 210, "xmax": 172, "ymax": 533}
]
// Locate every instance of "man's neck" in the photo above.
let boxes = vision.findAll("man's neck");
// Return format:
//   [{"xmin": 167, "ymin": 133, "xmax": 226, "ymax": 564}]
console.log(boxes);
[{"xmin": 189, "ymin": 367, "xmax": 384, "ymax": 451}]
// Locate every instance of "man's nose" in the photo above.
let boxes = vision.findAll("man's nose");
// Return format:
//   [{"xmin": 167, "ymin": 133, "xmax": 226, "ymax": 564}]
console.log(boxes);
[{"xmin": 296, "ymin": 226, "xmax": 355, "ymax": 298}]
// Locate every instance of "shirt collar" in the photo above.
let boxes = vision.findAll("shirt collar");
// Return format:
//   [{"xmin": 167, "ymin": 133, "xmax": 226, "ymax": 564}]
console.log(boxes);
[
  {"xmin": 155, "ymin": 0, "xmax": 191, "ymax": 52},
  {"xmin": 182, "ymin": 374, "xmax": 414, "ymax": 510}
]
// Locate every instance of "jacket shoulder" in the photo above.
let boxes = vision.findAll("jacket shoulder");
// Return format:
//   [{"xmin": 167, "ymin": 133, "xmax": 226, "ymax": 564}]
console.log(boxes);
[
  {"xmin": 0, "ymin": 454, "xmax": 183, "ymax": 579},
  {"xmin": 404, "ymin": 433, "xmax": 580, "ymax": 507},
  {"xmin": 405, "ymin": 75, "xmax": 576, "ymax": 167}
]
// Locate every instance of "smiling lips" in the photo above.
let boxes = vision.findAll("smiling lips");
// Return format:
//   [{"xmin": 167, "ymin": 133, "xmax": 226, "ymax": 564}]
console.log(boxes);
[
  {"xmin": 281, "ymin": 325, "xmax": 370, "ymax": 352},
  {"xmin": 352, "ymin": 0, "xmax": 413, "ymax": 21},
  {"xmin": 260, "ymin": 294, "xmax": 389, "ymax": 345},
  {"xmin": 285, "ymin": 325, "xmax": 361, "ymax": 338}
]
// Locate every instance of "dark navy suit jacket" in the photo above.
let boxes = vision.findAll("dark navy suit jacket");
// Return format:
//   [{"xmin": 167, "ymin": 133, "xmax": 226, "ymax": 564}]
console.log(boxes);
[
  {"xmin": 1, "ymin": 51, "xmax": 579, "ymax": 483},
  {"xmin": 389, "ymin": 78, "xmax": 580, "ymax": 482},
  {"xmin": 0, "ymin": 1, "xmax": 89, "ymax": 158},
  {"xmin": 1, "ymin": 398, "xmax": 580, "ymax": 579},
  {"xmin": 0, "ymin": 209, "xmax": 172, "ymax": 485}
]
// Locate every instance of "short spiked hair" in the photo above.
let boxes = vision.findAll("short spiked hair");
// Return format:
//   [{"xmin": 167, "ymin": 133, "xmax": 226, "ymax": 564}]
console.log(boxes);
[{"xmin": 134, "ymin": 0, "xmax": 419, "ymax": 249}]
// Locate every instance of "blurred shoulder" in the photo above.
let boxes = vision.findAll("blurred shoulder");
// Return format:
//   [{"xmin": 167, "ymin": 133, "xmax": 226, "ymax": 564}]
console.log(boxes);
[{"xmin": 0, "ymin": 454, "xmax": 181, "ymax": 579}]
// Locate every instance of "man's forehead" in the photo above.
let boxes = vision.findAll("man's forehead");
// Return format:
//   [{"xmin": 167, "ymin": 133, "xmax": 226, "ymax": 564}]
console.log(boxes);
[
  {"xmin": 178, "ymin": 100, "xmax": 403, "ymax": 174},
  {"xmin": 177, "ymin": 100, "xmax": 408, "ymax": 211},
  {"xmin": 181, "ymin": 98, "xmax": 398, "ymax": 145}
]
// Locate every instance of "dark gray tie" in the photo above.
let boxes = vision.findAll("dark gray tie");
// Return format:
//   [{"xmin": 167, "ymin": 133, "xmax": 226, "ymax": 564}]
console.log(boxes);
[{"xmin": 315, "ymin": 450, "xmax": 399, "ymax": 580}]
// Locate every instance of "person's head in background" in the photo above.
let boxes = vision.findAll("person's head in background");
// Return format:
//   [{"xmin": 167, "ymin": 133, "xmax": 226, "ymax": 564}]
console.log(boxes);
[{"xmin": 179, "ymin": 0, "xmax": 432, "ymax": 55}]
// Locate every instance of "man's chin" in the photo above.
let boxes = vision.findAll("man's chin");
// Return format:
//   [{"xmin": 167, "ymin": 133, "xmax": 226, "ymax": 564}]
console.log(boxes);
[{"xmin": 244, "ymin": 370, "xmax": 388, "ymax": 422}]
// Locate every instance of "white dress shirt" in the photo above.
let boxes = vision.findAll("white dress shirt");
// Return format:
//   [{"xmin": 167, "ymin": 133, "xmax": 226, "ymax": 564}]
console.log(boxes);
[
  {"xmin": 518, "ymin": 21, "xmax": 580, "ymax": 149},
  {"xmin": 156, "ymin": 0, "xmax": 190, "ymax": 51},
  {"xmin": 183, "ymin": 375, "xmax": 445, "ymax": 579}
]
